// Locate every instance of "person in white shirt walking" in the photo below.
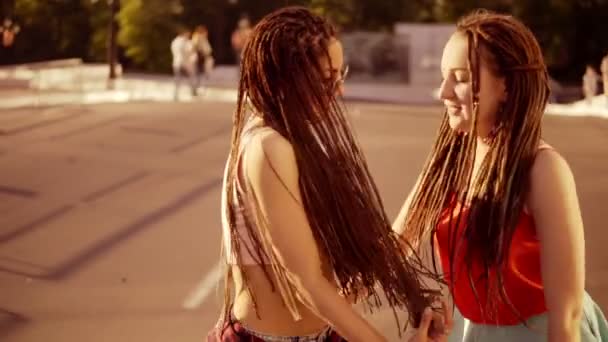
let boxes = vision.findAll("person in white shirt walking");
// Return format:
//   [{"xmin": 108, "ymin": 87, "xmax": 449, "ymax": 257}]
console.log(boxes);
[{"xmin": 171, "ymin": 28, "xmax": 197, "ymax": 100}]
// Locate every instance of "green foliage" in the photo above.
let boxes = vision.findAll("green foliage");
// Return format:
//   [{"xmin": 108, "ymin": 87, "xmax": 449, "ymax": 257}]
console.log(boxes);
[
  {"xmin": 11, "ymin": 0, "xmax": 92, "ymax": 63},
  {"xmin": 117, "ymin": 0, "xmax": 182, "ymax": 72},
  {"xmin": 430, "ymin": 0, "xmax": 608, "ymax": 81},
  {"xmin": 87, "ymin": 0, "xmax": 112, "ymax": 62},
  {"xmin": 309, "ymin": 0, "xmax": 357, "ymax": 30},
  {"xmin": 4, "ymin": 0, "xmax": 608, "ymax": 82}
]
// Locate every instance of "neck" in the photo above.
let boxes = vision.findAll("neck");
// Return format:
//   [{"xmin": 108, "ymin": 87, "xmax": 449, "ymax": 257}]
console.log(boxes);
[
  {"xmin": 471, "ymin": 136, "xmax": 491, "ymax": 184},
  {"xmin": 475, "ymin": 136, "xmax": 492, "ymax": 162},
  {"xmin": 476, "ymin": 135, "xmax": 492, "ymax": 152}
]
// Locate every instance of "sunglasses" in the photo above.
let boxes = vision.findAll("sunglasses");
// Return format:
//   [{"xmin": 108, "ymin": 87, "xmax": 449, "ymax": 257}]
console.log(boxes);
[{"xmin": 332, "ymin": 65, "xmax": 349, "ymax": 90}]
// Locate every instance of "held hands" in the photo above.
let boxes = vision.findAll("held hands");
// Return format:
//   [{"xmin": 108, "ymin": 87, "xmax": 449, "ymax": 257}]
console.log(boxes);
[{"xmin": 409, "ymin": 301, "xmax": 453, "ymax": 342}]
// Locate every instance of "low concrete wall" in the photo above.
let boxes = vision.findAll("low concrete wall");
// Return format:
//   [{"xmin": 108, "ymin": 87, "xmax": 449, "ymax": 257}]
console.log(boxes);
[{"xmin": 0, "ymin": 59, "xmax": 121, "ymax": 91}]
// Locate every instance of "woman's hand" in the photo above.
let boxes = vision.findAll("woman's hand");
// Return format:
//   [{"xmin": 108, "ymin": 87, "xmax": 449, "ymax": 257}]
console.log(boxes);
[{"xmin": 409, "ymin": 301, "xmax": 453, "ymax": 342}]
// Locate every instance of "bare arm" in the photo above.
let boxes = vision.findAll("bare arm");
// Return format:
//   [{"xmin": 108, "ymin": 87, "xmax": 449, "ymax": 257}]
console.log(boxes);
[
  {"xmin": 393, "ymin": 173, "xmax": 456, "ymax": 333},
  {"xmin": 392, "ymin": 174, "xmax": 437, "ymax": 268},
  {"xmin": 390, "ymin": 173, "xmax": 455, "ymax": 340},
  {"xmin": 529, "ymin": 150, "xmax": 585, "ymax": 342},
  {"xmin": 392, "ymin": 174, "xmax": 423, "ymax": 236},
  {"xmin": 245, "ymin": 131, "xmax": 386, "ymax": 342}
]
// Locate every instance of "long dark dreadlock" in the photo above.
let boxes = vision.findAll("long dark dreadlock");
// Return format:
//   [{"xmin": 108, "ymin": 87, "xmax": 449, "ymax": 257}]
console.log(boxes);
[
  {"xmin": 222, "ymin": 6, "xmax": 440, "ymax": 332},
  {"xmin": 401, "ymin": 9, "xmax": 551, "ymax": 322}
]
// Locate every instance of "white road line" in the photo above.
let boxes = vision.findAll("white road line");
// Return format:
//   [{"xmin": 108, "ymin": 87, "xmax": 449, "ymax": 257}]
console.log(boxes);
[{"xmin": 182, "ymin": 262, "xmax": 224, "ymax": 310}]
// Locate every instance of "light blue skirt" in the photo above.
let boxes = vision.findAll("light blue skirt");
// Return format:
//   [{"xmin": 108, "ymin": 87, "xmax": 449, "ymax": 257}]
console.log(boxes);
[{"xmin": 448, "ymin": 292, "xmax": 608, "ymax": 342}]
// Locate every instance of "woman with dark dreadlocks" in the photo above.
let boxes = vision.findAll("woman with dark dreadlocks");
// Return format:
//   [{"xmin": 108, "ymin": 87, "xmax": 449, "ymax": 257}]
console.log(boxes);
[
  {"xmin": 394, "ymin": 9, "xmax": 608, "ymax": 342},
  {"xmin": 208, "ymin": 6, "xmax": 452, "ymax": 342}
]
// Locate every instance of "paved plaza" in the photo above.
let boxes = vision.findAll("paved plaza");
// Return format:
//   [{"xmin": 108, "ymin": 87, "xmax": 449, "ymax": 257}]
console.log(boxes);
[{"xmin": 1, "ymin": 100, "xmax": 607, "ymax": 341}]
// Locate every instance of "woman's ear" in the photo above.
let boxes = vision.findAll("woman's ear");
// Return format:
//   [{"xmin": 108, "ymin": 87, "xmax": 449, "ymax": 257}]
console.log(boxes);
[{"xmin": 499, "ymin": 77, "xmax": 508, "ymax": 102}]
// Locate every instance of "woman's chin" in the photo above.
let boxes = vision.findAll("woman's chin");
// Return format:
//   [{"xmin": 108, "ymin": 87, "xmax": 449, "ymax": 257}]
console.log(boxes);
[{"xmin": 447, "ymin": 116, "xmax": 470, "ymax": 133}]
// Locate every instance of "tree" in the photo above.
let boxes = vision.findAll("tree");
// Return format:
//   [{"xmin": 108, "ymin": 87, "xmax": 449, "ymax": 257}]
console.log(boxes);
[
  {"xmin": 503, "ymin": 0, "xmax": 573, "ymax": 69},
  {"xmin": 566, "ymin": 0, "xmax": 608, "ymax": 80},
  {"xmin": 87, "ymin": 0, "xmax": 112, "ymax": 62},
  {"xmin": 3, "ymin": 0, "xmax": 605, "ymax": 82},
  {"xmin": 309, "ymin": 0, "xmax": 401, "ymax": 31},
  {"xmin": 178, "ymin": 0, "xmax": 233, "ymax": 64},
  {"xmin": 117, "ymin": 0, "xmax": 181, "ymax": 72},
  {"xmin": 432, "ymin": 0, "xmax": 608, "ymax": 82},
  {"xmin": 11, "ymin": 0, "xmax": 92, "ymax": 63}
]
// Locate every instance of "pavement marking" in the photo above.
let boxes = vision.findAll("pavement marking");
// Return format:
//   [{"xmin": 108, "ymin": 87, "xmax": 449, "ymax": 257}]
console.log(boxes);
[
  {"xmin": 48, "ymin": 116, "xmax": 126, "ymax": 140},
  {"xmin": 182, "ymin": 262, "xmax": 224, "ymax": 310},
  {"xmin": 0, "ymin": 185, "xmax": 37, "ymax": 198},
  {"xmin": 0, "ymin": 112, "xmax": 85, "ymax": 135},
  {"xmin": 82, "ymin": 171, "xmax": 149, "ymax": 203}
]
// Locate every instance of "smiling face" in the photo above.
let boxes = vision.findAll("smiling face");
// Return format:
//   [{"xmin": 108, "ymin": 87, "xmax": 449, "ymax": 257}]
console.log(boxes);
[{"xmin": 438, "ymin": 32, "xmax": 507, "ymax": 137}]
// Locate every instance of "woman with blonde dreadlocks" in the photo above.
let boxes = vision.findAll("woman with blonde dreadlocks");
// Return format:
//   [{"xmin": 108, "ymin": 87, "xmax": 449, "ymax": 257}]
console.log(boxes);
[
  {"xmin": 208, "ymin": 6, "xmax": 452, "ymax": 342},
  {"xmin": 394, "ymin": 9, "xmax": 608, "ymax": 342}
]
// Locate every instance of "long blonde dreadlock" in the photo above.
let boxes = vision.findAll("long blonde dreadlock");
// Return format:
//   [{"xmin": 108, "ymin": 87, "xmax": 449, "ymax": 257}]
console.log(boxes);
[{"xmin": 401, "ymin": 9, "xmax": 551, "ymax": 322}]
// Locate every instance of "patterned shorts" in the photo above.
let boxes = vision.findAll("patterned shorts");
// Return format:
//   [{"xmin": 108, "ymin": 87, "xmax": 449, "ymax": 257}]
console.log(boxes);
[{"xmin": 206, "ymin": 319, "xmax": 347, "ymax": 342}]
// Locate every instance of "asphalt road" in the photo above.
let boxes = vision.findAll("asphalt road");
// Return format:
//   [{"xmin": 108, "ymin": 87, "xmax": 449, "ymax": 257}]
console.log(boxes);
[{"xmin": 1, "ymin": 101, "xmax": 606, "ymax": 341}]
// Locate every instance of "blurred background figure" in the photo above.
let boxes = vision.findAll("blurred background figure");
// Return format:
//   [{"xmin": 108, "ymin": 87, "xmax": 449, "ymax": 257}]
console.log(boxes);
[
  {"xmin": 230, "ymin": 16, "xmax": 252, "ymax": 70},
  {"xmin": 171, "ymin": 27, "xmax": 197, "ymax": 100},
  {"xmin": 192, "ymin": 25, "xmax": 214, "ymax": 88},
  {"xmin": 582, "ymin": 64, "xmax": 599, "ymax": 106},
  {"xmin": 601, "ymin": 53, "xmax": 608, "ymax": 108},
  {"xmin": 192, "ymin": 25, "xmax": 214, "ymax": 90},
  {"xmin": 1, "ymin": 18, "xmax": 20, "ymax": 64}
]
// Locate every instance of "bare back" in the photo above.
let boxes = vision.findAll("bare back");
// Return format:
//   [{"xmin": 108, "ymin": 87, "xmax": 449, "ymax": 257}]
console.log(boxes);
[{"xmin": 227, "ymin": 120, "xmax": 336, "ymax": 335}]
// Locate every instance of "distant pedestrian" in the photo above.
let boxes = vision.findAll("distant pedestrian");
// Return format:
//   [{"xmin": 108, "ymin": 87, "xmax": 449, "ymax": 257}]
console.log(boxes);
[
  {"xmin": 231, "ymin": 16, "xmax": 252, "ymax": 71},
  {"xmin": 601, "ymin": 53, "xmax": 608, "ymax": 108},
  {"xmin": 192, "ymin": 25, "xmax": 214, "ymax": 89},
  {"xmin": 582, "ymin": 64, "xmax": 599, "ymax": 106},
  {"xmin": 171, "ymin": 28, "xmax": 197, "ymax": 100},
  {"xmin": 1, "ymin": 18, "xmax": 20, "ymax": 64}
]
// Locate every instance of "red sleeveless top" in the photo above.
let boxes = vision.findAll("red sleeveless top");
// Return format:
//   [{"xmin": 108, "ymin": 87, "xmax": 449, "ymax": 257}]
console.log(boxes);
[{"xmin": 435, "ymin": 200, "xmax": 547, "ymax": 325}]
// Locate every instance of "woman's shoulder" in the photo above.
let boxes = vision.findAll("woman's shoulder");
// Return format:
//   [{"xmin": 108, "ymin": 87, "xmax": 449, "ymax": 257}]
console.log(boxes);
[
  {"xmin": 531, "ymin": 143, "xmax": 570, "ymax": 178},
  {"xmin": 246, "ymin": 127, "xmax": 292, "ymax": 159},
  {"xmin": 243, "ymin": 127, "xmax": 298, "ymax": 183},
  {"xmin": 527, "ymin": 142, "xmax": 576, "ymax": 203}
]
